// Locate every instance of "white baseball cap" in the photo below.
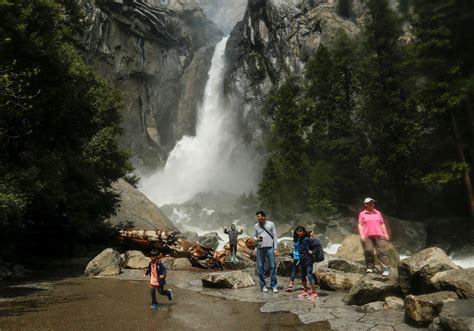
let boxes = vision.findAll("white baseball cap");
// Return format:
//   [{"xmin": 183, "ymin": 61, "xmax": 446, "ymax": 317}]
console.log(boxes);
[{"xmin": 364, "ymin": 197, "xmax": 376, "ymax": 204}]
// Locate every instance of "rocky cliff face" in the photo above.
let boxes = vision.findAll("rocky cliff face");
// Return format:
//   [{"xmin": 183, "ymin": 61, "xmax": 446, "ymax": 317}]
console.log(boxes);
[
  {"xmin": 224, "ymin": 0, "xmax": 362, "ymax": 154},
  {"xmin": 195, "ymin": 0, "xmax": 248, "ymax": 35},
  {"xmin": 80, "ymin": 0, "xmax": 222, "ymax": 169}
]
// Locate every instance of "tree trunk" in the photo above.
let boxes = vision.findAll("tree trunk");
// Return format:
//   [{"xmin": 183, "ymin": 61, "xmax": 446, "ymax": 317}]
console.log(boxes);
[{"xmin": 451, "ymin": 110, "xmax": 474, "ymax": 219}]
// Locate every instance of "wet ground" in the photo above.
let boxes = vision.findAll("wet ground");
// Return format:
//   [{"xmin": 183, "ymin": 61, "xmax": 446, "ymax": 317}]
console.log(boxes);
[{"xmin": 0, "ymin": 271, "xmax": 323, "ymax": 331}]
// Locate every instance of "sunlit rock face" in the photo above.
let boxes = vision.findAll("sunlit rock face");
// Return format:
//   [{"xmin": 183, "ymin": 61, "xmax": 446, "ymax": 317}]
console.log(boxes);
[{"xmin": 79, "ymin": 0, "xmax": 222, "ymax": 169}]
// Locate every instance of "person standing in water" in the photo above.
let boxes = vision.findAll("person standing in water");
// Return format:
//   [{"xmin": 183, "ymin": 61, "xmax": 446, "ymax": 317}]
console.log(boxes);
[
  {"xmin": 224, "ymin": 224, "xmax": 243, "ymax": 261},
  {"xmin": 358, "ymin": 197, "xmax": 391, "ymax": 276}
]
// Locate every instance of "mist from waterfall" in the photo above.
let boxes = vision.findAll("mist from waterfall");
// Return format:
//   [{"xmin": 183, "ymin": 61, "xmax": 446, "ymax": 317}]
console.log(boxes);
[{"xmin": 140, "ymin": 37, "xmax": 259, "ymax": 205}]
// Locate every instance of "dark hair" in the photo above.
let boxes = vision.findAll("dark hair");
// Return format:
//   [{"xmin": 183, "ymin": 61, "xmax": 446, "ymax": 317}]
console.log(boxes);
[
  {"xmin": 294, "ymin": 226, "xmax": 310, "ymax": 238},
  {"xmin": 293, "ymin": 229, "xmax": 299, "ymax": 242},
  {"xmin": 256, "ymin": 211, "xmax": 266, "ymax": 217}
]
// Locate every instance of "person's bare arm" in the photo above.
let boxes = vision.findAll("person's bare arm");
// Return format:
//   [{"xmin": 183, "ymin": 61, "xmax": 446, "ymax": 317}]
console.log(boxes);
[
  {"xmin": 358, "ymin": 224, "xmax": 366, "ymax": 241},
  {"xmin": 381, "ymin": 223, "xmax": 389, "ymax": 240}
]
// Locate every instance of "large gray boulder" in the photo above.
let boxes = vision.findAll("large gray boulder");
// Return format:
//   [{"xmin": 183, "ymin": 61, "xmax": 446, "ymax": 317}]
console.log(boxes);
[
  {"xmin": 84, "ymin": 248, "xmax": 122, "ymax": 276},
  {"xmin": 328, "ymin": 259, "xmax": 365, "ymax": 274},
  {"xmin": 343, "ymin": 273, "xmax": 401, "ymax": 305},
  {"xmin": 108, "ymin": 180, "xmax": 178, "ymax": 231},
  {"xmin": 405, "ymin": 291, "xmax": 458, "ymax": 325},
  {"xmin": 276, "ymin": 257, "xmax": 294, "ymax": 277},
  {"xmin": 202, "ymin": 270, "xmax": 255, "ymax": 289},
  {"xmin": 124, "ymin": 250, "xmax": 149, "ymax": 269},
  {"xmin": 277, "ymin": 239, "xmax": 294, "ymax": 257},
  {"xmin": 431, "ymin": 268, "xmax": 474, "ymax": 299},
  {"xmin": 398, "ymin": 247, "xmax": 459, "ymax": 296},
  {"xmin": 198, "ymin": 232, "xmax": 221, "ymax": 250},
  {"xmin": 173, "ymin": 258, "xmax": 192, "ymax": 270},
  {"xmin": 433, "ymin": 299, "xmax": 474, "ymax": 330},
  {"xmin": 316, "ymin": 268, "xmax": 363, "ymax": 292},
  {"xmin": 336, "ymin": 234, "xmax": 400, "ymax": 267}
]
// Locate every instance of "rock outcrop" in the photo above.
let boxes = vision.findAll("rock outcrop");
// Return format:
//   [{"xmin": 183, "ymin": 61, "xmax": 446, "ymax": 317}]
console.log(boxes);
[
  {"xmin": 124, "ymin": 250, "xmax": 150, "ymax": 268},
  {"xmin": 316, "ymin": 268, "xmax": 363, "ymax": 292},
  {"xmin": 398, "ymin": 247, "xmax": 459, "ymax": 296},
  {"xmin": 430, "ymin": 268, "xmax": 474, "ymax": 299},
  {"xmin": 405, "ymin": 291, "xmax": 458, "ymax": 326},
  {"xmin": 108, "ymin": 179, "xmax": 178, "ymax": 231},
  {"xmin": 202, "ymin": 270, "xmax": 255, "ymax": 288},
  {"xmin": 85, "ymin": 248, "xmax": 122, "ymax": 276},
  {"xmin": 343, "ymin": 273, "xmax": 401, "ymax": 305},
  {"xmin": 80, "ymin": 0, "xmax": 222, "ymax": 168},
  {"xmin": 431, "ymin": 299, "xmax": 474, "ymax": 331}
]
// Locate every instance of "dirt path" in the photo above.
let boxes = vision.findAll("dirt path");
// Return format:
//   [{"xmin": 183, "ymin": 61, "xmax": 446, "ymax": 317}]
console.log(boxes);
[{"xmin": 0, "ymin": 275, "xmax": 328, "ymax": 331}]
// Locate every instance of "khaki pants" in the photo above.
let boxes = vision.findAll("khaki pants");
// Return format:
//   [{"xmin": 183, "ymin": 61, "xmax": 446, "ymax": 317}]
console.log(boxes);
[{"xmin": 361, "ymin": 236, "xmax": 390, "ymax": 270}]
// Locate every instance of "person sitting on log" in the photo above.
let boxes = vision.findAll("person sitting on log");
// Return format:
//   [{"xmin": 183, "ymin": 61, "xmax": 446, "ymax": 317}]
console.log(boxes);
[{"xmin": 224, "ymin": 224, "xmax": 243, "ymax": 261}]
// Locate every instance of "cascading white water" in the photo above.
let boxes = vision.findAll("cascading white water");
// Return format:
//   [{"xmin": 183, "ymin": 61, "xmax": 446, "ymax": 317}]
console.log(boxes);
[{"xmin": 140, "ymin": 37, "xmax": 258, "ymax": 205}]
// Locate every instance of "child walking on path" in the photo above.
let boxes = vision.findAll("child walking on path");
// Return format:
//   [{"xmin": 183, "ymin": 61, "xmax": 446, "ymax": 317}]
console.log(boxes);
[
  {"xmin": 145, "ymin": 250, "xmax": 173, "ymax": 309},
  {"xmin": 286, "ymin": 229, "xmax": 300, "ymax": 292}
]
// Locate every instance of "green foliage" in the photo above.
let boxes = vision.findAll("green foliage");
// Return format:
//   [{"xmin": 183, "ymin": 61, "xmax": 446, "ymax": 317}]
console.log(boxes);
[
  {"xmin": 0, "ymin": 0, "xmax": 133, "ymax": 258},
  {"xmin": 258, "ymin": 0, "xmax": 474, "ymax": 219}
]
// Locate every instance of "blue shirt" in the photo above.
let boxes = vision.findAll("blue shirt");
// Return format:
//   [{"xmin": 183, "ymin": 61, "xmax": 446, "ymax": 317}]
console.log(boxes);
[{"xmin": 293, "ymin": 241, "xmax": 300, "ymax": 260}]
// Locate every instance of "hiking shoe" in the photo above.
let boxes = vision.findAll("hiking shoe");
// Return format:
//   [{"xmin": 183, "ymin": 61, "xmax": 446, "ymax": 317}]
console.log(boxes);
[
  {"xmin": 382, "ymin": 269, "xmax": 390, "ymax": 277},
  {"xmin": 297, "ymin": 290, "xmax": 309, "ymax": 298},
  {"xmin": 307, "ymin": 293, "xmax": 318, "ymax": 301},
  {"xmin": 285, "ymin": 285, "xmax": 294, "ymax": 292},
  {"xmin": 366, "ymin": 268, "xmax": 373, "ymax": 273},
  {"xmin": 168, "ymin": 289, "xmax": 173, "ymax": 301},
  {"xmin": 150, "ymin": 303, "xmax": 158, "ymax": 309},
  {"xmin": 261, "ymin": 287, "xmax": 269, "ymax": 293},
  {"xmin": 272, "ymin": 287, "xmax": 279, "ymax": 293}
]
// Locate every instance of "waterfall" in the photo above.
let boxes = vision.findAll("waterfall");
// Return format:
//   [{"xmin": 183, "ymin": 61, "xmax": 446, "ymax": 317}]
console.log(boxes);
[{"xmin": 140, "ymin": 37, "xmax": 258, "ymax": 205}]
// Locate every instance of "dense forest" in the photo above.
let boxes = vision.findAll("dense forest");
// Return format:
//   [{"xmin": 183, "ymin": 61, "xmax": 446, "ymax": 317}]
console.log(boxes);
[
  {"xmin": 0, "ymin": 0, "xmax": 134, "ymax": 259},
  {"xmin": 258, "ymin": 0, "xmax": 474, "ymax": 221}
]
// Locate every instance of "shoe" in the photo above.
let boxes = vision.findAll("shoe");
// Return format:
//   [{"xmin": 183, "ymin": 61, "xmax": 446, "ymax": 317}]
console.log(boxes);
[
  {"xmin": 272, "ymin": 287, "xmax": 279, "ymax": 293},
  {"xmin": 168, "ymin": 289, "xmax": 173, "ymax": 301},
  {"xmin": 366, "ymin": 268, "xmax": 373, "ymax": 273},
  {"xmin": 297, "ymin": 290, "xmax": 309, "ymax": 298},
  {"xmin": 261, "ymin": 287, "xmax": 268, "ymax": 292},
  {"xmin": 307, "ymin": 293, "xmax": 318, "ymax": 301},
  {"xmin": 285, "ymin": 285, "xmax": 294, "ymax": 292},
  {"xmin": 150, "ymin": 303, "xmax": 158, "ymax": 309},
  {"xmin": 382, "ymin": 269, "xmax": 390, "ymax": 277}
]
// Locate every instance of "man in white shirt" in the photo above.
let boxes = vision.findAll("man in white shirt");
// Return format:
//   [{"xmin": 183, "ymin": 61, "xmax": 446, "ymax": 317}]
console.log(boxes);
[{"xmin": 253, "ymin": 211, "xmax": 279, "ymax": 293}]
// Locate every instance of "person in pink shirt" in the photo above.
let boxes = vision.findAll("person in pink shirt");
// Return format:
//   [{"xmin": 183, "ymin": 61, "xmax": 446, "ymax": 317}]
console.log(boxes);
[{"xmin": 358, "ymin": 198, "xmax": 391, "ymax": 276}]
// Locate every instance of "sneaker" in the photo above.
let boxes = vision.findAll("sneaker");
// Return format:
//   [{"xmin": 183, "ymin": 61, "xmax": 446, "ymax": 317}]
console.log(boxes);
[
  {"xmin": 150, "ymin": 303, "xmax": 158, "ymax": 309},
  {"xmin": 307, "ymin": 293, "xmax": 318, "ymax": 301},
  {"xmin": 382, "ymin": 269, "xmax": 390, "ymax": 277},
  {"xmin": 168, "ymin": 289, "xmax": 173, "ymax": 301},
  {"xmin": 285, "ymin": 285, "xmax": 294, "ymax": 292},
  {"xmin": 272, "ymin": 287, "xmax": 279, "ymax": 293},
  {"xmin": 261, "ymin": 287, "xmax": 269, "ymax": 293},
  {"xmin": 366, "ymin": 268, "xmax": 373, "ymax": 273},
  {"xmin": 297, "ymin": 290, "xmax": 309, "ymax": 298}
]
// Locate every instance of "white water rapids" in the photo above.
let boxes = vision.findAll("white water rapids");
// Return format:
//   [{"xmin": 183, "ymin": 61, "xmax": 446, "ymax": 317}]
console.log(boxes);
[{"xmin": 141, "ymin": 37, "xmax": 258, "ymax": 205}]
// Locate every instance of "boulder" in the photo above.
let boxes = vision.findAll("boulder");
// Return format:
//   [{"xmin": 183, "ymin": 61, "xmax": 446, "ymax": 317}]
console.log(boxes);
[
  {"xmin": 385, "ymin": 217, "xmax": 427, "ymax": 255},
  {"xmin": 124, "ymin": 250, "xmax": 149, "ymax": 269},
  {"xmin": 328, "ymin": 259, "xmax": 365, "ymax": 274},
  {"xmin": 356, "ymin": 301, "xmax": 385, "ymax": 313},
  {"xmin": 202, "ymin": 270, "xmax": 255, "ymax": 289},
  {"xmin": 173, "ymin": 258, "xmax": 192, "ymax": 270},
  {"xmin": 398, "ymin": 247, "xmax": 459, "ymax": 296},
  {"xmin": 276, "ymin": 257, "xmax": 294, "ymax": 277},
  {"xmin": 84, "ymin": 248, "xmax": 121, "ymax": 276},
  {"xmin": 343, "ymin": 273, "xmax": 401, "ymax": 305},
  {"xmin": 108, "ymin": 180, "xmax": 178, "ymax": 231},
  {"xmin": 384, "ymin": 296, "xmax": 404, "ymax": 310},
  {"xmin": 161, "ymin": 257, "xmax": 175, "ymax": 271},
  {"xmin": 431, "ymin": 268, "xmax": 474, "ymax": 299},
  {"xmin": 223, "ymin": 259, "xmax": 247, "ymax": 270},
  {"xmin": 405, "ymin": 291, "xmax": 458, "ymax": 325},
  {"xmin": 277, "ymin": 239, "xmax": 294, "ymax": 257},
  {"xmin": 336, "ymin": 234, "xmax": 400, "ymax": 268},
  {"xmin": 316, "ymin": 268, "xmax": 363, "ymax": 292},
  {"xmin": 181, "ymin": 231, "xmax": 199, "ymax": 242},
  {"xmin": 435, "ymin": 299, "xmax": 474, "ymax": 330},
  {"xmin": 198, "ymin": 232, "xmax": 221, "ymax": 250}
]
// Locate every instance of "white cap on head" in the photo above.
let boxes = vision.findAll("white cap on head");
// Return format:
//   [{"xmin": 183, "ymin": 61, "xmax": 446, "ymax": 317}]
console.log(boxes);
[{"xmin": 364, "ymin": 197, "xmax": 375, "ymax": 204}]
